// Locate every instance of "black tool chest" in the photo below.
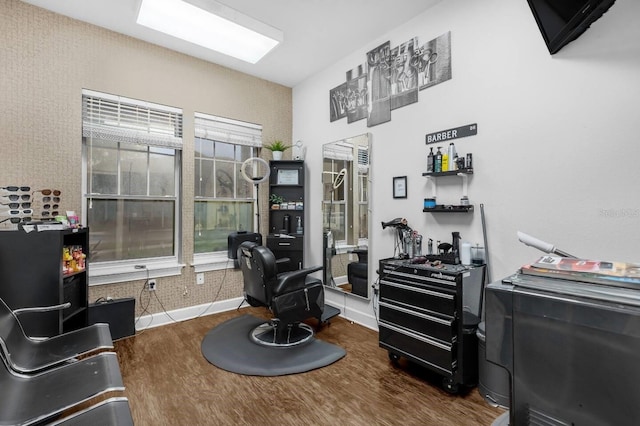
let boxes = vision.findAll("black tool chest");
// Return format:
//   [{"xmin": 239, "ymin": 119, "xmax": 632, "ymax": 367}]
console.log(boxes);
[{"xmin": 378, "ymin": 259, "xmax": 485, "ymax": 393}]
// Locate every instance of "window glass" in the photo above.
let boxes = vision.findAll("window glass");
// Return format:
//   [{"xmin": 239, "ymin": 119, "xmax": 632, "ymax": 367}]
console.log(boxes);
[
  {"xmin": 85, "ymin": 138, "xmax": 179, "ymax": 262},
  {"xmin": 120, "ymin": 148, "xmax": 147, "ymax": 196},
  {"xmin": 193, "ymin": 137, "xmax": 257, "ymax": 254},
  {"xmin": 89, "ymin": 143, "xmax": 117, "ymax": 195},
  {"xmin": 87, "ymin": 199, "xmax": 175, "ymax": 261},
  {"xmin": 194, "ymin": 200, "xmax": 253, "ymax": 253}
]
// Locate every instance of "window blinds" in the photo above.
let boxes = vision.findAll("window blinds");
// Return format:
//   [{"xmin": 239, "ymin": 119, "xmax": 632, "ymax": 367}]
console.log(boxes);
[
  {"xmin": 358, "ymin": 146, "xmax": 369, "ymax": 172},
  {"xmin": 194, "ymin": 112, "xmax": 262, "ymax": 147},
  {"xmin": 323, "ymin": 144, "xmax": 353, "ymax": 161},
  {"xmin": 82, "ymin": 89, "xmax": 183, "ymax": 149}
]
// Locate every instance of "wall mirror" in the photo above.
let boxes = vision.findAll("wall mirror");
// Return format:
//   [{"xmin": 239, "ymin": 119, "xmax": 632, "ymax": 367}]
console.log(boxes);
[{"xmin": 322, "ymin": 133, "xmax": 370, "ymax": 299}]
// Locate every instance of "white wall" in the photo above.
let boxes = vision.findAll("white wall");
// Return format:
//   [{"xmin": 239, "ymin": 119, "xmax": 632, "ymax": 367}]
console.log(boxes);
[{"xmin": 293, "ymin": 0, "xmax": 640, "ymax": 326}]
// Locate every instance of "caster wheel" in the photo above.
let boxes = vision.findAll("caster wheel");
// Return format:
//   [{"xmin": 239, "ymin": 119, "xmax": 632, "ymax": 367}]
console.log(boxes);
[
  {"xmin": 442, "ymin": 377, "xmax": 459, "ymax": 394},
  {"xmin": 388, "ymin": 352, "xmax": 400, "ymax": 365}
]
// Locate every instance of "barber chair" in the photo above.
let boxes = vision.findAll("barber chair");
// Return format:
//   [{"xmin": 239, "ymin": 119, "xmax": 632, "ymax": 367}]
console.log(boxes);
[
  {"xmin": 347, "ymin": 249, "xmax": 368, "ymax": 297},
  {"xmin": 238, "ymin": 241, "xmax": 325, "ymax": 347}
]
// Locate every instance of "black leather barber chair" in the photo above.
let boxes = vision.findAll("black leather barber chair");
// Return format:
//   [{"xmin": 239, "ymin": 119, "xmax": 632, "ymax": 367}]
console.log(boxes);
[
  {"xmin": 347, "ymin": 249, "xmax": 368, "ymax": 297},
  {"xmin": 238, "ymin": 241, "xmax": 325, "ymax": 347}
]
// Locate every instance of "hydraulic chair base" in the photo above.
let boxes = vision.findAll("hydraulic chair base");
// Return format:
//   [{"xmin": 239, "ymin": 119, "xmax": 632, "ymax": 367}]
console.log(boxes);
[{"xmin": 250, "ymin": 322, "xmax": 314, "ymax": 347}]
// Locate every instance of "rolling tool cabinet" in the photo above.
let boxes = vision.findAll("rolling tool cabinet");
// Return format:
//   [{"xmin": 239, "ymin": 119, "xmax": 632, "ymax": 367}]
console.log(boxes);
[{"xmin": 378, "ymin": 258, "xmax": 485, "ymax": 393}]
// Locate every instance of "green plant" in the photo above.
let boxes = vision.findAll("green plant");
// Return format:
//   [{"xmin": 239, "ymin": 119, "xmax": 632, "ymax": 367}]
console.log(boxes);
[
  {"xmin": 269, "ymin": 194, "xmax": 285, "ymax": 204},
  {"xmin": 264, "ymin": 140, "xmax": 291, "ymax": 152}
]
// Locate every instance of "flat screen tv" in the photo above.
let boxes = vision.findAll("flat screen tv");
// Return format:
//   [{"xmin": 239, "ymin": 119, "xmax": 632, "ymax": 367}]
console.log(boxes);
[{"xmin": 526, "ymin": 0, "xmax": 616, "ymax": 54}]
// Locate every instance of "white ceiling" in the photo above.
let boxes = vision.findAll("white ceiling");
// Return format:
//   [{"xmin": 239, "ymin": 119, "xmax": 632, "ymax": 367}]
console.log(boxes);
[{"xmin": 20, "ymin": 0, "xmax": 441, "ymax": 87}]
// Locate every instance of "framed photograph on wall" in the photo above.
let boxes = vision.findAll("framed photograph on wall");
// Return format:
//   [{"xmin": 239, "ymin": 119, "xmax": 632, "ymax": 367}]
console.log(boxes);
[{"xmin": 393, "ymin": 176, "xmax": 407, "ymax": 199}]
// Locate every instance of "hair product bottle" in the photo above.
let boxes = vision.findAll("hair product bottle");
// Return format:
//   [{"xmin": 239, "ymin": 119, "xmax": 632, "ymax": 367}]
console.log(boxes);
[
  {"xmin": 448, "ymin": 143, "xmax": 457, "ymax": 171},
  {"xmin": 427, "ymin": 147, "xmax": 434, "ymax": 173},
  {"xmin": 442, "ymin": 150, "xmax": 449, "ymax": 172},
  {"xmin": 434, "ymin": 147, "xmax": 443, "ymax": 173}
]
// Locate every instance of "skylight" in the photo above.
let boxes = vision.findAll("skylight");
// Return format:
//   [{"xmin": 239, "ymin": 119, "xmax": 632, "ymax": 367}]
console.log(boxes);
[{"xmin": 136, "ymin": 0, "xmax": 283, "ymax": 64}]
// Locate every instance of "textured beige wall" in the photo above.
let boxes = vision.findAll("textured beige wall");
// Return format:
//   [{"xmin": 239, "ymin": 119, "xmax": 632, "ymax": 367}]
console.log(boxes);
[{"xmin": 0, "ymin": 0, "xmax": 292, "ymax": 315}]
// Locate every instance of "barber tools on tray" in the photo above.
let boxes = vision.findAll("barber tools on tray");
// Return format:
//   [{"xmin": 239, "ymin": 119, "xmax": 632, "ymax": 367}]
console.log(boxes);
[{"xmin": 382, "ymin": 217, "xmax": 485, "ymax": 268}]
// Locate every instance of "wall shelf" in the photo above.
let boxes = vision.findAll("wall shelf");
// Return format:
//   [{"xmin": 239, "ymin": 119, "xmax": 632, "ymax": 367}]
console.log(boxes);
[
  {"xmin": 423, "ymin": 205, "xmax": 474, "ymax": 213},
  {"xmin": 422, "ymin": 167, "xmax": 474, "ymax": 177}
]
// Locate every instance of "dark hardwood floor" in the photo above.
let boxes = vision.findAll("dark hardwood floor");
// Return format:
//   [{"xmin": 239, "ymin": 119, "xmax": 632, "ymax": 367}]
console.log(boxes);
[{"xmin": 114, "ymin": 306, "xmax": 504, "ymax": 425}]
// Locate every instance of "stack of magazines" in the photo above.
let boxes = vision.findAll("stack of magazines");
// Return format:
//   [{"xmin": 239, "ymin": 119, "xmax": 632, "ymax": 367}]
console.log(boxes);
[{"xmin": 520, "ymin": 255, "xmax": 640, "ymax": 289}]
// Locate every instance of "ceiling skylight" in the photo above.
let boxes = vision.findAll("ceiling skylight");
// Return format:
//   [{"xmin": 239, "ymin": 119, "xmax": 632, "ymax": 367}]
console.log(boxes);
[{"xmin": 136, "ymin": 0, "xmax": 283, "ymax": 64}]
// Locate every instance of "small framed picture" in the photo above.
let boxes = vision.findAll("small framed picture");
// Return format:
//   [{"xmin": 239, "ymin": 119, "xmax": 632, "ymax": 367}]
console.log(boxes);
[{"xmin": 393, "ymin": 176, "xmax": 407, "ymax": 199}]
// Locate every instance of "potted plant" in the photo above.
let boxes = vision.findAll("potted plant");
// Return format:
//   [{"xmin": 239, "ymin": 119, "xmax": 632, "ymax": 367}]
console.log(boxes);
[
  {"xmin": 264, "ymin": 140, "xmax": 290, "ymax": 161},
  {"xmin": 269, "ymin": 193, "xmax": 285, "ymax": 209}
]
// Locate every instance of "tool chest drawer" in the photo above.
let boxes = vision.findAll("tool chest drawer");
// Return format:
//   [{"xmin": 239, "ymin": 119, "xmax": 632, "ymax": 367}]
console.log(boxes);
[
  {"xmin": 379, "ymin": 301, "xmax": 455, "ymax": 344},
  {"xmin": 379, "ymin": 322, "xmax": 454, "ymax": 374},
  {"xmin": 379, "ymin": 278, "xmax": 456, "ymax": 318}
]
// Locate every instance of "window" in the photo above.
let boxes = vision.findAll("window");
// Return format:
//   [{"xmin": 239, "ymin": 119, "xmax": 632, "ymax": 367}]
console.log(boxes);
[
  {"xmin": 357, "ymin": 145, "xmax": 369, "ymax": 242},
  {"xmin": 193, "ymin": 113, "xmax": 262, "ymax": 255},
  {"xmin": 322, "ymin": 155, "xmax": 348, "ymax": 244},
  {"xmin": 82, "ymin": 90, "xmax": 182, "ymax": 269}
]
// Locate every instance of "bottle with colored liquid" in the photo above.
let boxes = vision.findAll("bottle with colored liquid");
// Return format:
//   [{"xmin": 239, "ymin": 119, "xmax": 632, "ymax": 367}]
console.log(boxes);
[{"xmin": 442, "ymin": 151, "xmax": 449, "ymax": 172}]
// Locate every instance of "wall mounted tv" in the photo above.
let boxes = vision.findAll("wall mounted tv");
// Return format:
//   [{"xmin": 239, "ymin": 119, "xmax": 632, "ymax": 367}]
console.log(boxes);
[{"xmin": 526, "ymin": 0, "xmax": 616, "ymax": 54}]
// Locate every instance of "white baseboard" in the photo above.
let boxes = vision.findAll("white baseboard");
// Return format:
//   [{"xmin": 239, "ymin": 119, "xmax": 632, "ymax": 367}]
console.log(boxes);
[
  {"xmin": 135, "ymin": 295, "xmax": 380, "ymax": 332},
  {"xmin": 135, "ymin": 297, "xmax": 245, "ymax": 331}
]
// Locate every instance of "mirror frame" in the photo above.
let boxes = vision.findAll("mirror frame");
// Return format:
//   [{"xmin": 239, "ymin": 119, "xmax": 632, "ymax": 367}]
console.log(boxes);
[{"xmin": 322, "ymin": 133, "xmax": 371, "ymax": 299}]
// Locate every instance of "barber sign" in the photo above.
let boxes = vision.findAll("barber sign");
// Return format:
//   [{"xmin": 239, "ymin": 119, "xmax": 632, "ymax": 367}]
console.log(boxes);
[{"xmin": 425, "ymin": 123, "xmax": 477, "ymax": 145}]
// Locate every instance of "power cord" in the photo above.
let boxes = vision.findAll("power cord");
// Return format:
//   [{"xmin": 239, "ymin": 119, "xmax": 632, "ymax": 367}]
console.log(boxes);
[{"xmin": 193, "ymin": 257, "xmax": 231, "ymax": 319}]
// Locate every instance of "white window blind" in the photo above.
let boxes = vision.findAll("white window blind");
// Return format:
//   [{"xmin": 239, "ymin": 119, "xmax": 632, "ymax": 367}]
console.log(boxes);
[
  {"xmin": 358, "ymin": 146, "xmax": 369, "ymax": 172},
  {"xmin": 194, "ymin": 112, "xmax": 262, "ymax": 147},
  {"xmin": 323, "ymin": 144, "xmax": 354, "ymax": 161},
  {"xmin": 82, "ymin": 89, "xmax": 183, "ymax": 149}
]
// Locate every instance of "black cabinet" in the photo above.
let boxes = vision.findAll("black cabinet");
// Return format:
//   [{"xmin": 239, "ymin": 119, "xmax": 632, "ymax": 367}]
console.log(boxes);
[
  {"xmin": 0, "ymin": 228, "xmax": 89, "ymax": 337},
  {"xmin": 267, "ymin": 160, "xmax": 305, "ymax": 272},
  {"xmin": 378, "ymin": 258, "xmax": 485, "ymax": 393}
]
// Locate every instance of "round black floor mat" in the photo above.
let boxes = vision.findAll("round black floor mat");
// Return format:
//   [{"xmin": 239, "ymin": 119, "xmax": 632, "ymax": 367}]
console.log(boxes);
[{"xmin": 201, "ymin": 314, "xmax": 346, "ymax": 376}]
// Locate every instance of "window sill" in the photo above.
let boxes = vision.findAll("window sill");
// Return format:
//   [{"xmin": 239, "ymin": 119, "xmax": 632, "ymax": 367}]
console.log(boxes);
[
  {"xmin": 191, "ymin": 253, "xmax": 235, "ymax": 273},
  {"xmin": 89, "ymin": 259, "xmax": 185, "ymax": 286}
]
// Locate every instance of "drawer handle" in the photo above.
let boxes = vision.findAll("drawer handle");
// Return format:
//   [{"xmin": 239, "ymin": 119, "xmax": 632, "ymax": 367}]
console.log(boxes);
[
  {"xmin": 390, "ymin": 270, "xmax": 456, "ymax": 287},
  {"xmin": 381, "ymin": 280, "xmax": 454, "ymax": 300},
  {"xmin": 278, "ymin": 242, "xmax": 291, "ymax": 246},
  {"xmin": 380, "ymin": 321, "xmax": 451, "ymax": 351},
  {"xmin": 379, "ymin": 301, "xmax": 451, "ymax": 325}
]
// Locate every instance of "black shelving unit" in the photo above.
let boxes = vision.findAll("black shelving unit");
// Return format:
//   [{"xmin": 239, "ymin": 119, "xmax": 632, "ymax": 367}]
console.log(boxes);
[
  {"xmin": 0, "ymin": 227, "xmax": 89, "ymax": 337},
  {"xmin": 267, "ymin": 160, "xmax": 305, "ymax": 272}
]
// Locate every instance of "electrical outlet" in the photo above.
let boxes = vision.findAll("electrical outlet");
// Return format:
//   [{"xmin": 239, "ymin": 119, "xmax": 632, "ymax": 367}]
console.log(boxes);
[
  {"xmin": 148, "ymin": 279, "xmax": 157, "ymax": 291},
  {"xmin": 196, "ymin": 273, "xmax": 204, "ymax": 285}
]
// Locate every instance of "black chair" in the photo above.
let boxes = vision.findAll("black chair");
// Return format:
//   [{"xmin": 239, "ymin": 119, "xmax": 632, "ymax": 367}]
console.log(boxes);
[
  {"xmin": 0, "ymin": 351, "xmax": 125, "ymax": 426},
  {"xmin": 347, "ymin": 249, "xmax": 368, "ymax": 297},
  {"xmin": 0, "ymin": 296, "xmax": 113, "ymax": 374},
  {"xmin": 238, "ymin": 241, "xmax": 325, "ymax": 347}
]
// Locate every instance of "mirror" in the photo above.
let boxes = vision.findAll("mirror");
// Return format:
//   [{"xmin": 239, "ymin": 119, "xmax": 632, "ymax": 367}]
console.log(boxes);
[{"xmin": 322, "ymin": 133, "xmax": 370, "ymax": 299}]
